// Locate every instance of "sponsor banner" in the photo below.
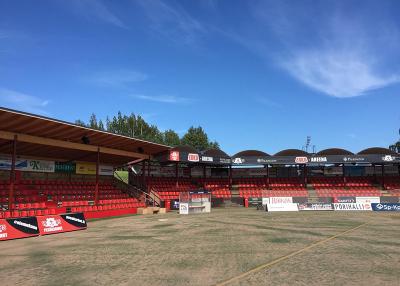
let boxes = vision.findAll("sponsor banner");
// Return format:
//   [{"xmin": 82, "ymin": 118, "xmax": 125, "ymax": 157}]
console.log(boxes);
[
  {"xmin": 99, "ymin": 165, "xmax": 114, "ymax": 176},
  {"xmin": 169, "ymin": 151, "xmax": 180, "ymax": 161},
  {"xmin": 76, "ymin": 162, "xmax": 96, "ymax": 175},
  {"xmin": 356, "ymin": 197, "xmax": 380, "ymax": 204},
  {"xmin": 0, "ymin": 157, "xmax": 55, "ymax": 173},
  {"xmin": 333, "ymin": 203, "xmax": 372, "ymax": 211},
  {"xmin": 334, "ymin": 197, "xmax": 356, "ymax": 203},
  {"xmin": 268, "ymin": 197, "xmax": 293, "ymax": 204},
  {"xmin": 266, "ymin": 203, "xmax": 299, "ymax": 212},
  {"xmin": 187, "ymin": 153, "xmax": 199, "ymax": 162},
  {"xmin": 37, "ymin": 213, "xmax": 87, "ymax": 235},
  {"xmin": 371, "ymin": 203, "xmax": 400, "ymax": 212},
  {"xmin": 201, "ymin": 156, "xmax": 213, "ymax": 162},
  {"xmin": 0, "ymin": 217, "xmax": 40, "ymax": 241},
  {"xmin": 179, "ymin": 203, "xmax": 189, "ymax": 215},
  {"xmin": 298, "ymin": 203, "xmax": 333, "ymax": 211},
  {"xmin": 55, "ymin": 162, "xmax": 76, "ymax": 173},
  {"xmin": 248, "ymin": 197, "xmax": 262, "ymax": 207}
]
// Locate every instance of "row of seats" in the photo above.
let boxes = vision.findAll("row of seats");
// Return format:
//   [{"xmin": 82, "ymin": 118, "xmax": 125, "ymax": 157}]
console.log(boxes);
[
  {"xmin": 0, "ymin": 208, "xmax": 57, "ymax": 218},
  {"xmin": 71, "ymin": 202, "xmax": 144, "ymax": 212}
]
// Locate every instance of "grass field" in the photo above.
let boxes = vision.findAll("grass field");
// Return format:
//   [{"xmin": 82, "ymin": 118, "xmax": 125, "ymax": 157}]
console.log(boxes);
[{"xmin": 1, "ymin": 208, "xmax": 399, "ymax": 286}]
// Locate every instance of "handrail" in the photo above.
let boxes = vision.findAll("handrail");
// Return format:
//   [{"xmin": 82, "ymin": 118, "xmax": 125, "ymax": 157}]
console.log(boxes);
[{"xmin": 114, "ymin": 171, "xmax": 161, "ymax": 207}]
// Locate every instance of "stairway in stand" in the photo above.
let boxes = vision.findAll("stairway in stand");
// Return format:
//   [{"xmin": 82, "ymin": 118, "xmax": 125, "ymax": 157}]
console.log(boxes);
[{"xmin": 306, "ymin": 184, "xmax": 320, "ymax": 203}]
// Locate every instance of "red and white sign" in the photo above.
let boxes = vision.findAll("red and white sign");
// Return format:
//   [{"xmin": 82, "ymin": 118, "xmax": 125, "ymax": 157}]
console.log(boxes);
[
  {"xmin": 187, "ymin": 153, "xmax": 199, "ymax": 162},
  {"xmin": 37, "ymin": 213, "xmax": 87, "ymax": 235},
  {"xmin": 169, "ymin": 151, "xmax": 180, "ymax": 161},
  {"xmin": 0, "ymin": 217, "xmax": 40, "ymax": 241},
  {"xmin": 295, "ymin": 157, "xmax": 308, "ymax": 164},
  {"xmin": 267, "ymin": 197, "xmax": 293, "ymax": 204}
]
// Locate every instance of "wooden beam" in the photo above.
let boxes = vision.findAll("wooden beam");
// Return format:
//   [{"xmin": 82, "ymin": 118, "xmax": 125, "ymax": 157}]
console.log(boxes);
[{"xmin": 0, "ymin": 130, "xmax": 149, "ymax": 160}]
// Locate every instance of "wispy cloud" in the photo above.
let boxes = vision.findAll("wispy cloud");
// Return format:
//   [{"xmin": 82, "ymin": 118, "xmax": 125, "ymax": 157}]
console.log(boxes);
[
  {"xmin": 88, "ymin": 70, "xmax": 148, "ymax": 87},
  {"xmin": 133, "ymin": 0, "xmax": 205, "ymax": 45},
  {"xmin": 68, "ymin": 0, "xmax": 127, "ymax": 28},
  {"xmin": 0, "ymin": 88, "xmax": 49, "ymax": 115},
  {"xmin": 227, "ymin": 1, "xmax": 400, "ymax": 98},
  {"xmin": 131, "ymin": 94, "xmax": 192, "ymax": 104}
]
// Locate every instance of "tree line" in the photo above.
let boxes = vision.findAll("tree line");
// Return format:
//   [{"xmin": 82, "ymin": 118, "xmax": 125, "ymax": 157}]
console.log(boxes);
[{"xmin": 75, "ymin": 112, "xmax": 220, "ymax": 151}]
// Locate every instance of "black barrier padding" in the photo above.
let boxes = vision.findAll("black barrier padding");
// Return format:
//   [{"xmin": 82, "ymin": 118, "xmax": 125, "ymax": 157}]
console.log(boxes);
[
  {"xmin": 7, "ymin": 217, "xmax": 39, "ymax": 234},
  {"xmin": 380, "ymin": 196, "xmax": 399, "ymax": 203},
  {"xmin": 315, "ymin": 197, "xmax": 333, "ymax": 203},
  {"xmin": 211, "ymin": 198, "xmax": 224, "ymax": 207},
  {"xmin": 231, "ymin": 197, "xmax": 244, "ymax": 206},
  {"xmin": 60, "ymin": 213, "xmax": 87, "ymax": 228},
  {"xmin": 292, "ymin": 197, "xmax": 308, "ymax": 203},
  {"xmin": 171, "ymin": 200, "xmax": 180, "ymax": 210}
]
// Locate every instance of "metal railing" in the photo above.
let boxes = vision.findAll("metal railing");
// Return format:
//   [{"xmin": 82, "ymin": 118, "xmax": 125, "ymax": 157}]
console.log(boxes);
[{"xmin": 114, "ymin": 171, "xmax": 161, "ymax": 207}]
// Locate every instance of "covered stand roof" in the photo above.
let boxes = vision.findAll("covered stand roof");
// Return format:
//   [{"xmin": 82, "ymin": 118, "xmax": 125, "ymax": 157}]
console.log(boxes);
[
  {"xmin": 233, "ymin": 150, "xmax": 270, "ymax": 157},
  {"xmin": 0, "ymin": 107, "xmax": 170, "ymax": 165},
  {"xmin": 274, "ymin": 149, "xmax": 309, "ymax": 156},
  {"xmin": 358, "ymin": 147, "xmax": 398, "ymax": 156},
  {"xmin": 316, "ymin": 148, "xmax": 354, "ymax": 156},
  {"xmin": 203, "ymin": 148, "xmax": 230, "ymax": 158}
]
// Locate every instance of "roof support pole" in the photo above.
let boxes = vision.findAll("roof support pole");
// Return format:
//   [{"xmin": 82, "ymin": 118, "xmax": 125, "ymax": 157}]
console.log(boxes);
[
  {"xmin": 203, "ymin": 165, "xmax": 206, "ymax": 188},
  {"xmin": 381, "ymin": 164, "xmax": 385, "ymax": 189},
  {"xmin": 142, "ymin": 160, "xmax": 145, "ymax": 183},
  {"xmin": 94, "ymin": 146, "xmax": 100, "ymax": 204},
  {"xmin": 147, "ymin": 160, "xmax": 150, "ymax": 177},
  {"xmin": 342, "ymin": 164, "xmax": 346, "ymax": 188},
  {"xmin": 175, "ymin": 162, "xmax": 179, "ymax": 188},
  {"xmin": 266, "ymin": 165, "xmax": 270, "ymax": 189},
  {"xmin": 303, "ymin": 164, "xmax": 307, "ymax": 187},
  {"xmin": 8, "ymin": 135, "xmax": 17, "ymax": 210},
  {"xmin": 229, "ymin": 165, "xmax": 232, "ymax": 189}
]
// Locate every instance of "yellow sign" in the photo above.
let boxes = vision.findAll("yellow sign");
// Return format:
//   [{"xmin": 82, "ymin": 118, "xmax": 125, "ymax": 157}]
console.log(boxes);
[{"xmin": 76, "ymin": 162, "xmax": 97, "ymax": 175}]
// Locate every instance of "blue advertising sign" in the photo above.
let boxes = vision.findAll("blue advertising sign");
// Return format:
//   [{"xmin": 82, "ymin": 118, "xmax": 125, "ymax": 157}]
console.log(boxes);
[{"xmin": 371, "ymin": 203, "xmax": 400, "ymax": 212}]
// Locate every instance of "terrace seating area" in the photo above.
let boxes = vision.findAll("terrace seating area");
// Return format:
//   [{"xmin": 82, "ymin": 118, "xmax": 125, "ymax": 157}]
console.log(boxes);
[
  {"xmin": 0, "ymin": 179, "xmax": 143, "ymax": 218},
  {"xmin": 237, "ymin": 177, "xmax": 307, "ymax": 198},
  {"xmin": 201, "ymin": 178, "xmax": 230, "ymax": 198},
  {"xmin": 146, "ymin": 177, "xmax": 198, "ymax": 200}
]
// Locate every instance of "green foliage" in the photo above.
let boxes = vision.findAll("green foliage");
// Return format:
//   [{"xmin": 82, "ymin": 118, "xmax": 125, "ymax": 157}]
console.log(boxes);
[
  {"xmin": 76, "ymin": 112, "xmax": 219, "ymax": 151},
  {"xmin": 181, "ymin": 126, "xmax": 219, "ymax": 151}
]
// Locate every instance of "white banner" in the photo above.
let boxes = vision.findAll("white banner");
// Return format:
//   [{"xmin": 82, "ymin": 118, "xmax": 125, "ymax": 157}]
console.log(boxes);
[
  {"xmin": 333, "ymin": 203, "xmax": 372, "ymax": 211},
  {"xmin": 179, "ymin": 203, "xmax": 189, "ymax": 215},
  {"xmin": 99, "ymin": 165, "xmax": 114, "ymax": 176},
  {"xmin": 356, "ymin": 197, "xmax": 380, "ymax": 204},
  {"xmin": 266, "ymin": 203, "xmax": 299, "ymax": 212},
  {"xmin": 267, "ymin": 197, "xmax": 293, "ymax": 205},
  {"xmin": 0, "ymin": 157, "xmax": 55, "ymax": 173}
]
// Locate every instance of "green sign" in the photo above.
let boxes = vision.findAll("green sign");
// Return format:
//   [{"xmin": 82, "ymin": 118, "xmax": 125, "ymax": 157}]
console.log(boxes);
[{"xmin": 55, "ymin": 162, "xmax": 76, "ymax": 173}]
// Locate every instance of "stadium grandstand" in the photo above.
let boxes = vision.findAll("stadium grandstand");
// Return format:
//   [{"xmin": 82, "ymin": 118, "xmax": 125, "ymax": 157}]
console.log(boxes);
[
  {"xmin": 1, "ymin": 107, "xmax": 400, "ymax": 219},
  {"xmin": 0, "ymin": 107, "xmax": 170, "ymax": 219}
]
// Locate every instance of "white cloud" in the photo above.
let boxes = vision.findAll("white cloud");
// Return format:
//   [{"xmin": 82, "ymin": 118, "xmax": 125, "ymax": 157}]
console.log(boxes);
[
  {"xmin": 133, "ymin": 0, "xmax": 205, "ymax": 45},
  {"xmin": 281, "ymin": 49, "xmax": 400, "ymax": 98},
  {"xmin": 89, "ymin": 70, "xmax": 148, "ymax": 87},
  {"xmin": 131, "ymin": 94, "xmax": 191, "ymax": 104},
  {"xmin": 228, "ymin": 1, "xmax": 400, "ymax": 98},
  {"xmin": 69, "ymin": 0, "xmax": 126, "ymax": 28},
  {"xmin": 0, "ymin": 88, "xmax": 49, "ymax": 115}
]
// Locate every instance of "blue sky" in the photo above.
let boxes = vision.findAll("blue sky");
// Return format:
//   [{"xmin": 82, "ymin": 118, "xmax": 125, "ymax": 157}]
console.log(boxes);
[{"xmin": 1, "ymin": 0, "xmax": 400, "ymax": 155}]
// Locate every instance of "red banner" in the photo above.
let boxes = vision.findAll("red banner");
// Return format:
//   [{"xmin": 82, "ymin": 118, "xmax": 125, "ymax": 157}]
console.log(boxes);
[
  {"xmin": 0, "ymin": 217, "xmax": 40, "ymax": 241},
  {"xmin": 37, "ymin": 213, "xmax": 87, "ymax": 235}
]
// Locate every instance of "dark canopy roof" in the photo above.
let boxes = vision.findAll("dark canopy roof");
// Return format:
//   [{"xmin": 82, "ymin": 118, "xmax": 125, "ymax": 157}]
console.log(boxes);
[
  {"xmin": 274, "ymin": 149, "xmax": 309, "ymax": 156},
  {"xmin": 203, "ymin": 148, "xmax": 230, "ymax": 158},
  {"xmin": 0, "ymin": 107, "xmax": 170, "ymax": 165},
  {"xmin": 357, "ymin": 147, "xmax": 398, "ymax": 155},
  {"xmin": 170, "ymin": 145, "xmax": 198, "ymax": 154},
  {"xmin": 233, "ymin": 150, "xmax": 270, "ymax": 157},
  {"xmin": 317, "ymin": 148, "xmax": 354, "ymax": 156}
]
